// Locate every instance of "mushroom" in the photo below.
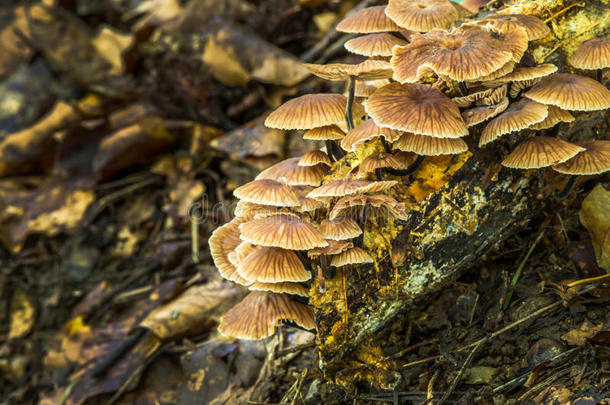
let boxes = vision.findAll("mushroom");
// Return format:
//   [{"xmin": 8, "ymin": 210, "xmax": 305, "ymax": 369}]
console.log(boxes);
[
  {"xmin": 501, "ymin": 136, "xmax": 585, "ymax": 169},
  {"xmin": 345, "ymin": 33, "xmax": 408, "ymax": 58},
  {"xmin": 462, "ymin": 97, "xmax": 510, "ymax": 127},
  {"xmin": 256, "ymin": 157, "xmax": 327, "ymax": 187},
  {"xmin": 523, "ymin": 73, "xmax": 610, "ymax": 111},
  {"xmin": 248, "ymin": 282, "xmax": 310, "ymax": 297},
  {"xmin": 529, "ymin": 105, "xmax": 575, "ymax": 137},
  {"xmin": 218, "ymin": 291, "xmax": 315, "ymax": 340},
  {"xmin": 341, "ymin": 119, "xmax": 403, "ymax": 154},
  {"xmin": 479, "ymin": 14, "xmax": 551, "ymax": 41},
  {"xmin": 306, "ymin": 180, "xmax": 398, "ymax": 200},
  {"xmin": 569, "ymin": 38, "xmax": 610, "ymax": 83},
  {"xmin": 385, "ymin": 0, "xmax": 467, "ymax": 32},
  {"xmin": 479, "ymin": 98, "xmax": 548, "ymax": 147},
  {"xmin": 209, "ymin": 218, "xmax": 250, "ymax": 285},
  {"xmin": 233, "ymin": 179, "xmax": 300, "ymax": 207},
  {"xmin": 452, "ymin": 86, "xmax": 497, "ymax": 107},
  {"xmin": 394, "ymin": 133, "xmax": 469, "ymax": 155},
  {"xmin": 318, "ymin": 218, "xmax": 363, "ymax": 241},
  {"xmin": 336, "ymin": 6, "xmax": 402, "ymax": 34},
  {"xmin": 553, "ymin": 141, "xmax": 610, "ymax": 198},
  {"xmin": 331, "ymin": 247, "xmax": 375, "ymax": 267},
  {"xmin": 298, "ymin": 150, "xmax": 332, "ymax": 167},
  {"xmin": 236, "ymin": 246, "xmax": 311, "ymax": 283},
  {"xmin": 303, "ymin": 60, "xmax": 393, "ymax": 131},
  {"xmin": 239, "ymin": 214, "xmax": 328, "ymax": 250},
  {"xmin": 358, "ymin": 152, "xmax": 413, "ymax": 179}
]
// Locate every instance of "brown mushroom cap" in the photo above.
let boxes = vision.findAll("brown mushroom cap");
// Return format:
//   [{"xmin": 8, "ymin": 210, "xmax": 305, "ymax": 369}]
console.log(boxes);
[
  {"xmin": 218, "ymin": 291, "xmax": 315, "ymax": 340},
  {"xmin": 477, "ymin": 23, "xmax": 529, "ymax": 63},
  {"xmin": 462, "ymin": 97, "xmax": 509, "ymax": 127},
  {"xmin": 529, "ymin": 106, "xmax": 575, "ymax": 130},
  {"xmin": 336, "ymin": 6, "xmax": 402, "ymax": 33},
  {"xmin": 501, "ymin": 136, "xmax": 585, "ymax": 169},
  {"xmin": 303, "ymin": 59, "xmax": 393, "ymax": 81},
  {"xmin": 329, "ymin": 194, "xmax": 408, "ymax": 221},
  {"xmin": 292, "ymin": 186, "xmax": 325, "ymax": 212},
  {"xmin": 345, "ymin": 33, "xmax": 408, "ymax": 57},
  {"xmin": 230, "ymin": 240, "xmax": 257, "ymax": 267},
  {"xmin": 452, "ymin": 86, "xmax": 496, "ymax": 107},
  {"xmin": 234, "ymin": 179, "xmax": 300, "ymax": 207},
  {"xmin": 359, "ymin": 152, "xmax": 405, "ymax": 173},
  {"xmin": 306, "ymin": 179, "xmax": 398, "ymax": 199},
  {"xmin": 256, "ymin": 157, "xmax": 327, "ymax": 187},
  {"xmin": 570, "ymin": 38, "xmax": 610, "ymax": 70},
  {"xmin": 308, "ymin": 240, "xmax": 354, "ymax": 257},
  {"xmin": 475, "ymin": 84, "xmax": 508, "ymax": 106},
  {"xmin": 391, "ymin": 26, "xmax": 515, "ymax": 83},
  {"xmin": 479, "ymin": 99, "xmax": 548, "ymax": 147},
  {"xmin": 331, "ymin": 247, "xmax": 374, "ymax": 267},
  {"xmin": 209, "ymin": 218, "xmax": 249, "ymax": 285},
  {"xmin": 366, "ymin": 83, "xmax": 468, "ymax": 138},
  {"xmin": 486, "ymin": 64, "xmax": 558, "ymax": 84},
  {"xmin": 341, "ymin": 119, "xmax": 403, "ymax": 152},
  {"xmin": 480, "ymin": 14, "xmax": 550, "ymax": 41},
  {"xmin": 239, "ymin": 214, "xmax": 328, "ymax": 250},
  {"xmin": 318, "ymin": 218, "xmax": 363, "ymax": 241},
  {"xmin": 394, "ymin": 132, "xmax": 468, "ymax": 155},
  {"xmin": 509, "ymin": 78, "xmax": 540, "ymax": 98},
  {"xmin": 303, "ymin": 125, "xmax": 345, "ymax": 141},
  {"xmin": 264, "ymin": 94, "xmax": 364, "ymax": 130},
  {"xmin": 524, "ymin": 73, "xmax": 610, "ymax": 111},
  {"xmin": 460, "ymin": 0, "xmax": 487, "ymax": 13},
  {"xmin": 553, "ymin": 141, "xmax": 610, "ymax": 175},
  {"xmin": 298, "ymin": 150, "xmax": 331, "ymax": 167},
  {"xmin": 237, "ymin": 246, "xmax": 311, "ymax": 283},
  {"xmin": 248, "ymin": 282, "xmax": 309, "ymax": 297},
  {"xmin": 477, "ymin": 61, "xmax": 517, "ymax": 82},
  {"xmin": 385, "ymin": 0, "xmax": 462, "ymax": 32}
]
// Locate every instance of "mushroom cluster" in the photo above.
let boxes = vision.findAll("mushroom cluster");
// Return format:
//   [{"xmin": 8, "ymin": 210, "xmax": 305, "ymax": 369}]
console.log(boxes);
[{"xmin": 210, "ymin": 1, "xmax": 610, "ymax": 341}]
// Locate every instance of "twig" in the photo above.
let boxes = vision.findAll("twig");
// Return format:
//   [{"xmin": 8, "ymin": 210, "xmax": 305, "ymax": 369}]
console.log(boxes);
[
  {"xmin": 503, "ymin": 230, "xmax": 545, "ymax": 310},
  {"xmin": 537, "ymin": 22, "xmax": 600, "ymax": 63},
  {"xmin": 437, "ymin": 336, "xmax": 488, "ymax": 405}
]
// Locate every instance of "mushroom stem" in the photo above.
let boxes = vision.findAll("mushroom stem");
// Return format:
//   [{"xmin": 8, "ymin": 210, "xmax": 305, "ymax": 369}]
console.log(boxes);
[
  {"xmin": 383, "ymin": 155, "xmax": 425, "ymax": 176},
  {"xmin": 332, "ymin": 140, "xmax": 346, "ymax": 159},
  {"xmin": 296, "ymin": 250, "xmax": 312, "ymax": 270},
  {"xmin": 326, "ymin": 140, "xmax": 337, "ymax": 162},
  {"xmin": 317, "ymin": 265, "xmax": 326, "ymax": 293},
  {"xmin": 538, "ymin": 168, "xmax": 545, "ymax": 189},
  {"xmin": 548, "ymin": 124, "xmax": 560, "ymax": 138},
  {"xmin": 375, "ymin": 168, "xmax": 383, "ymax": 181},
  {"xmin": 458, "ymin": 81, "xmax": 468, "ymax": 96},
  {"xmin": 556, "ymin": 175, "xmax": 577, "ymax": 199},
  {"xmin": 381, "ymin": 137, "xmax": 392, "ymax": 153},
  {"xmin": 596, "ymin": 68, "xmax": 602, "ymax": 84},
  {"xmin": 358, "ymin": 203, "xmax": 369, "ymax": 248},
  {"xmin": 345, "ymin": 76, "xmax": 356, "ymax": 131}
]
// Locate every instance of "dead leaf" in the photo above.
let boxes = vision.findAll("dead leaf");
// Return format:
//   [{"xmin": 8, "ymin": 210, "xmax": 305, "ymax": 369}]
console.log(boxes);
[
  {"xmin": 210, "ymin": 115, "xmax": 285, "ymax": 160},
  {"xmin": 124, "ymin": 0, "xmax": 184, "ymax": 32},
  {"xmin": 0, "ymin": 101, "xmax": 79, "ymax": 178},
  {"xmin": 140, "ymin": 281, "xmax": 244, "ymax": 340},
  {"xmin": 201, "ymin": 18, "xmax": 310, "ymax": 87},
  {"xmin": 91, "ymin": 25, "xmax": 134, "ymax": 76},
  {"xmin": 560, "ymin": 320, "xmax": 602, "ymax": 346},
  {"xmin": 9, "ymin": 289, "xmax": 35, "ymax": 339},
  {"xmin": 579, "ymin": 184, "xmax": 610, "ymax": 271}
]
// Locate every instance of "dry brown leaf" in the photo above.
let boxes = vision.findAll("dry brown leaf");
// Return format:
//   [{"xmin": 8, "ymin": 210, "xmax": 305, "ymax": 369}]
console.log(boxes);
[
  {"xmin": 201, "ymin": 18, "xmax": 310, "ymax": 87},
  {"xmin": 9, "ymin": 289, "xmax": 35, "ymax": 339},
  {"xmin": 0, "ymin": 101, "xmax": 79, "ymax": 178},
  {"xmin": 560, "ymin": 320, "xmax": 602, "ymax": 346},
  {"xmin": 91, "ymin": 25, "xmax": 134, "ymax": 76},
  {"xmin": 140, "ymin": 281, "xmax": 244, "ymax": 340},
  {"xmin": 125, "ymin": 0, "xmax": 183, "ymax": 31},
  {"xmin": 579, "ymin": 185, "xmax": 610, "ymax": 271},
  {"xmin": 210, "ymin": 115, "xmax": 285, "ymax": 160}
]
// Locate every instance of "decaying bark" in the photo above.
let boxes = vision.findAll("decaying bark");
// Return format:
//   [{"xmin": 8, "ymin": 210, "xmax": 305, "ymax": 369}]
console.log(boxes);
[{"xmin": 309, "ymin": 0, "xmax": 610, "ymax": 389}]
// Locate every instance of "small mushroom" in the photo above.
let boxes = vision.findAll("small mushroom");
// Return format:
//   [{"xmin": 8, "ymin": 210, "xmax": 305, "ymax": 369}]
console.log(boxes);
[
  {"xmin": 298, "ymin": 150, "xmax": 332, "ymax": 167},
  {"xmin": 256, "ymin": 157, "xmax": 327, "ymax": 187},
  {"xmin": 341, "ymin": 119, "xmax": 403, "ymax": 153},
  {"xmin": 318, "ymin": 218, "xmax": 363, "ymax": 241},
  {"xmin": 524, "ymin": 73, "xmax": 610, "ymax": 111},
  {"xmin": 239, "ymin": 214, "xmax": 328, "ymax": 250},
  {"xmin": 331, "ymin": 247, "xmax": 374, "ymax": 267},
  {"xmin": 385, "ymin": 0, "xmax": 466, "ymax": 32},
  {"xmin": 209, "ymin": 218, "xmax": 250, "ymax": 285},
  {"xmin": 248, "ymin": 282, "xmax": 310, "ymax": 297},
  {"xmin": 553, "ymin": 141, "xmax": 610, "ymax": 198},
  {"xmin": 345, "ymin": 33, "xmax": 408, "ymax": 57},
  {"xmin": 237, "ymin": 246, "xmax": 311, "ymax": 283},
  {"xmin": 462, "ymin": 97, "xmax": 509, "ymax": 127},
  {"xmin": 218, "ymin": 291, "xmax": 315, "ymax": 340},
  {"xmin": 479, "ymin": 14, "xmax": 550, "ymax": 41},
  {"xmin": 569, "ymin": 38, "xmax": 610, "ymax": 83},
  {"xmin": 233, "ymin": 179, "xmax": 300, "ymax": 207},
  {"xmin": 501, "ymin": 136, "xmax": 585, "ymax": 169},
  {"xmin": 394, "ymin": 133, "xmax": 469, "ymax": 155},
  {"xmin": 479, "ymin": 98, "xmax": 548, "ymax": 147},
  {"xmin": 336, "ymin": 6, "xmax": 402, "ymax": 34},
  {"xmin": 306, "ymin": 180, "xmax": 398, "ymax": 200}
]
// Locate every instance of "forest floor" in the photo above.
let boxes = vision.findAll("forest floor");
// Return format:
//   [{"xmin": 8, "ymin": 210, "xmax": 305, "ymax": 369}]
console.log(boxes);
[{"xmin": 0, "ymin": 0, "xmax": 609, "ymax": 404}]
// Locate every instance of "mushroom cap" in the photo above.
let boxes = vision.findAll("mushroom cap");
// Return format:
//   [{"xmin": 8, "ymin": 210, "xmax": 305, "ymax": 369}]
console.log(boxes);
[
  {"xmin": 460, "ymin": 0, "xmax": 487, "ymax": 13},
  {"xmin": 232, "ymin": 241, "xmax": 257, "ymax": 266},
  {"xmin": 509, "ymin": 78, "xmax": 540, "ymax": 98},
  {"xmin": 394, "ymin": 133, "xmax": 468, "ymax": 155},
  {"xmin": 239, "ymin": 214, "xmax": 328, "ymax": 250},
  {"xmin": 237, "ymin": 246, "xmax": 311, "ymax": 283},
  {"xmin": 218, "ymin": 291, "xmax": 315, "ymax": 340},
  {"xmin": 345, "ymin": 33, "xmax": 408, "ymax": 57},
  {"xmin": 329, "ymin": 194, "xmax": 408, "ymax": 220},
  {"xmin": 366, "ymin": 83, "xmax": 468, "ymax": 138},
  {"xmin": 570, "ymin": 38, "xmax": 610, "ymax": 70},
  {"xmin": 529, "ymin": 106, "xmax": 575, "ymax": 130},
  {"xmin": 391, "ymin": 26, "xmax": 515, "ymax": 83},
  {"xmin": 298, "ymin": 150, "xmax": 331, "ymax": 167},
  {"xmin": 480, "ymin": 14, "xmax": 550, "ymax": 41},
  {"xmin": 341, "ymin": 119, "xmax": 403, "ymax": 152},
  {"xmin": 209, "ymin": 218, "xmax": 249, "ymax": 285},
  {"xmin": 479, "ymin": 99, "xmax": 548, "ymax": 147},
  {"xmin": 360, "ymin": 152, "xmax": 406, "ymax": 173},
  {"xmin": 477, "ymin": 61, "xmax": 517, "ymax": 82},
  {"xmin": 303, "ymin": 125, "xmax": 345, "ymax": 140},
  {"xmin": 331, "ymin": 247, "xmax": 374, "ymax": 267},
  {"xmin": 553, "ymin": 141, "xmax": 610, "ymax": 175},
  {"xmin": 234, "ymin": 179, "xmax": 300, "ymax": 207},
  {"xmin": 308, "ymin": 240, "xmax": 354, "ymax": 257},
  {"xmin": 477, "ymin": 23, "xmax": 529, "ymax": 63},
  {"xmin": 475, "ymin": 84, "xmax": 508, "ymax": 106},
  {"xmin": 524, "ymin": 73, "xmax": 610, "ymax": 111},
  {"xmin": 452, "ymin": 86, "xmax": 496, "ymax": 107},
  {"xmin": 264, "ymin": 94, "xmax": 364, "ymax": 130},
  {"xmin": 292, "ymin": 186, "xmax": 325, "ymax": 212},
  {"xmin": 318, "ymin": 218, "xmax": 363, "ymax": 240},
  {"xmin": 303, "ymin": 59, "xmax": 393, "ymax": 81},
  {"xmin": 306, "ymin": 180, "xmax": 398, "ymax": 199},
  {"xmin": 462, "ymin": 97, "xmax": 509, "ymax": 127},
  {"xmin": 487, "ymin": 64, "xmax": 558, "ymax": 84},
  {"xmin": 248, "ymin": 282, "xmax": 309, "ymax": 297},
  {"xmin": 385, "ymin": 0, "xmax": 462, "ymax": 32},
  {"xmin": 336, "ymin": 6, "xmax": 402, "ymax": 33},
  {"xmin": 501, "ymin": 136, "xmax": 585, "ymax": 169},
  {"xmin": 256, "ymin": 157, "xmax": 327, "ymax": 187}
]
